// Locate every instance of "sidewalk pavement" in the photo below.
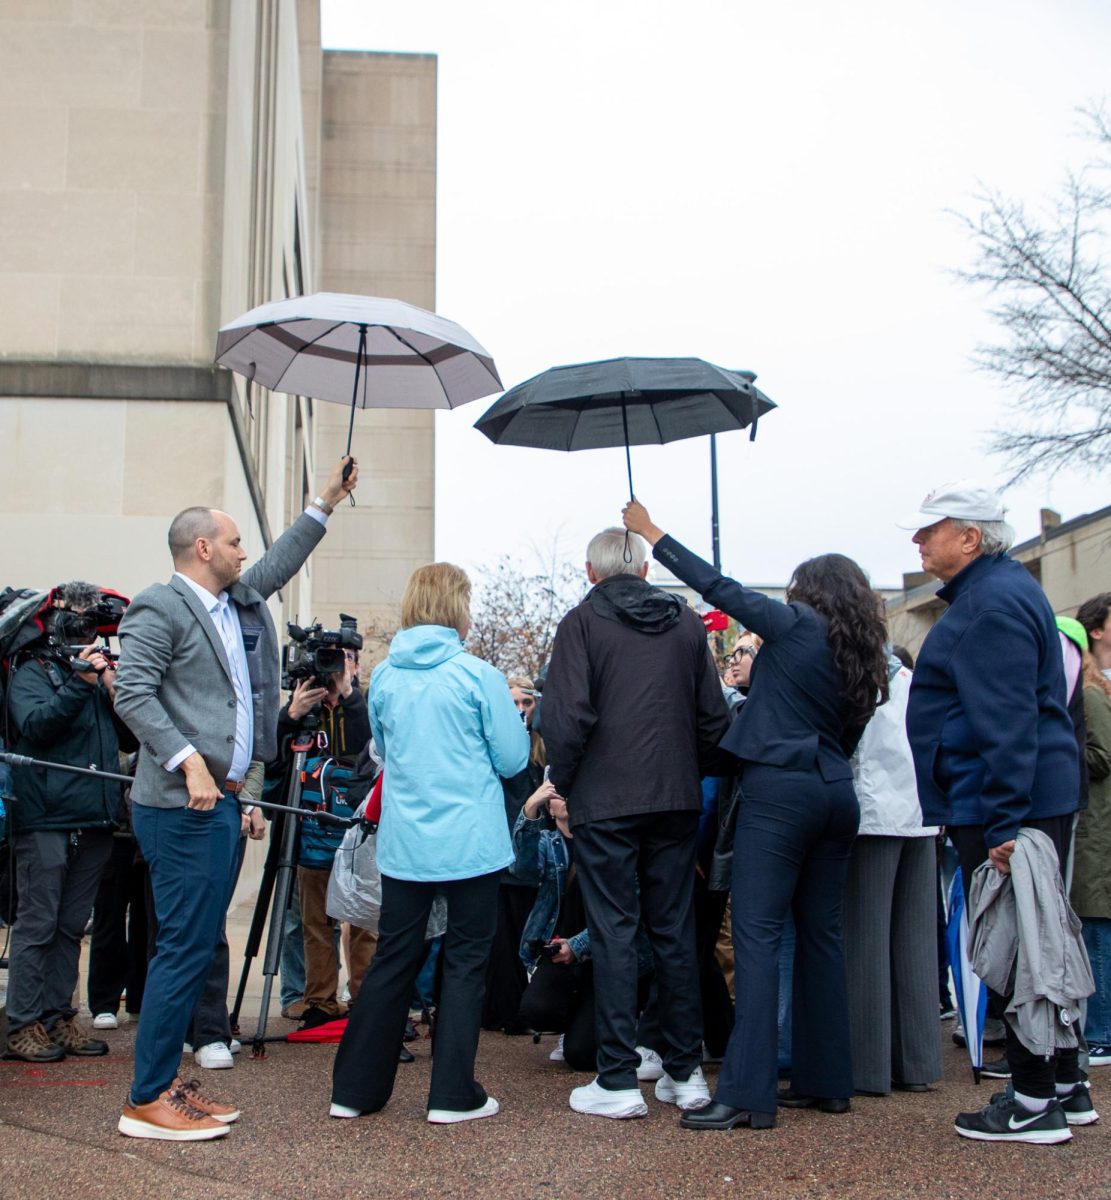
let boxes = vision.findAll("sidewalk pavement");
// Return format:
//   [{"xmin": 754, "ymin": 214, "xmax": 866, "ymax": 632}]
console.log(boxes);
[{"xmin": 1, "ymin": 895, "xmax": 1107, "ymax": 1200}]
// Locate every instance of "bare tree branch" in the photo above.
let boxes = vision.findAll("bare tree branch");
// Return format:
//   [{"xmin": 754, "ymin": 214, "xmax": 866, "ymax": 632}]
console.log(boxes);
[
  {"xmin": 953, "ymin": 104, "xmax": 1111, "ymax": 482},
  {"xmin": 465, "ymin": 553, "xmax": 585, "ymax": 678}
]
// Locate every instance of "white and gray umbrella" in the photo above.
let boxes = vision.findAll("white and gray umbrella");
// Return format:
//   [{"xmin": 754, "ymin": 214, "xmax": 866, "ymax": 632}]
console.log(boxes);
[{"xmin": 215, "ymin": 293, "xmax": 502, "ymax": 474}]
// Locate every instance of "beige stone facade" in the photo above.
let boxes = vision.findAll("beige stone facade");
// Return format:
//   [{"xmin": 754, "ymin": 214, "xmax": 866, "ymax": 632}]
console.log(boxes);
[
  {"xmin": 0, "ymin": 1, "xmax": 436, "ymax": 902},
  {"xmin": 0, "ymin": 0, "xmax": 435, "ymax": 643},
  {"xmin": 885, "ymin": 504, "xmax": 1111, "ymax": 656}
]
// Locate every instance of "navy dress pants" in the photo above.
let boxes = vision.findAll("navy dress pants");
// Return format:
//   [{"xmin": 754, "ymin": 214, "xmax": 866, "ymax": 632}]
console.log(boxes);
[
  {"xmin": 129, "ymin": 797, "xmax": 241, "ymax": 1105},
  {"xmin": 715, "ymin": 764, "xmax": 859, "ymax": 1118}
]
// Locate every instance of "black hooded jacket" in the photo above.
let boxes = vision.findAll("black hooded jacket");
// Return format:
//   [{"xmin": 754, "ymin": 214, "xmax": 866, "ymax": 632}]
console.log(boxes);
[{"xmin": 542, "ymin": 573, "xmax": 729, "ymax": 826}]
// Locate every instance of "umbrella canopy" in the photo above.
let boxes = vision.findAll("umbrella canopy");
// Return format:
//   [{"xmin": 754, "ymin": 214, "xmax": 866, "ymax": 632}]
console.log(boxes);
[
  {"xmin": 215, "ymin": 293, "xmax": 501, "ymax": 410},
  {"xmin": 474, "ymin": 355, "xmax": 775, "ymax": 496},
  {"xmin": 946, "ymin": 869, "xmax": 988, "ymax": 1083}
]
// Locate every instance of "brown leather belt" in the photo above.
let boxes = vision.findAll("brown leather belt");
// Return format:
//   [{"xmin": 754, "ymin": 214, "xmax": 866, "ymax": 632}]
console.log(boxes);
[{"xmin": 224, "ymin": 779, "xmax": 245, "ymax": 795}]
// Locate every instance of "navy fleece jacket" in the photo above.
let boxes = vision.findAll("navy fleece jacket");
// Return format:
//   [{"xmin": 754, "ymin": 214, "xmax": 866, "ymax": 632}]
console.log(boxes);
[{"xmin": 905, "ymin": 552, "xmax": 1079, "ymax": 848}]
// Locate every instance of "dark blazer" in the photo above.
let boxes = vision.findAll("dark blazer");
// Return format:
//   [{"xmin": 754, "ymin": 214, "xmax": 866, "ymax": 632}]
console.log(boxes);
[
  {"xmin": 114, "ymin": 513, "xmax": 327, "ymax": 808},
  {"xmin": 543, "ymin": 574, "xmax": 729, "ymax": 827},
  {"xmin": 653, "ymin": 535, "xmax": 860, "ymax": 781}
]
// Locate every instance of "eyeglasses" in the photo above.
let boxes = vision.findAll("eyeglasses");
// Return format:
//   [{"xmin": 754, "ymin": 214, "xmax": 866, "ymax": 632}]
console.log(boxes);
[{"xmin": 729, "ymin": 646, "xmax": 757, "ymax": 662}]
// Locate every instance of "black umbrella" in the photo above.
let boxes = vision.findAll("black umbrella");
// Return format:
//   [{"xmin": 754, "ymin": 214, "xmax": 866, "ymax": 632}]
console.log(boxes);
[{"xmin": 473, "ymin": 356, "xmax": 775, "ymax": 497}]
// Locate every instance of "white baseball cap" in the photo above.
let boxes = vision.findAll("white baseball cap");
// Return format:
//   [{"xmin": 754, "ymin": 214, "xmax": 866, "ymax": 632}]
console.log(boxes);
[{"xmin": 896, "ymin": 479, "xmax": 1006, "ymax": 530}]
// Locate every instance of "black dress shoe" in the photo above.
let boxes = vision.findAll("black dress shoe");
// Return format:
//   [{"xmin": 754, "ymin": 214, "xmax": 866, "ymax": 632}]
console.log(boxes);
[
  {"xmin": 399, "ymin": 1045, "xmax": 415, "ymax": 1063},
  {"xmin": 892, "ymin": 1082, "xmax": 930, "ymax": 1093},
  {"xmin": 777, "ymin": 1088, "xmax": 851, "ymax": 1113},
  {"xmin": 680, "ymin": 1101, "xmax": 776, "ymax": 1131}
]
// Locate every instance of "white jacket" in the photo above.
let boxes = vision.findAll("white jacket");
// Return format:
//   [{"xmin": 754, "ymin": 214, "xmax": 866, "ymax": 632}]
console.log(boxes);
[{"xmin": 852, "ymin": 665, "xmax": 938, "ymax": 838}]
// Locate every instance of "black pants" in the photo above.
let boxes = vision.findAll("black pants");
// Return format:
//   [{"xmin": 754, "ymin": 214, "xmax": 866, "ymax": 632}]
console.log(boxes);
[
  {"xmin": 949, "ymin": 814, "xmax": 1080, "ymax": 1098},
  {"xmin": 482, "ymin": 880, "xmax": 537, "ymax": 1033},
  {"xmin": 87, "ymin": 836, "xmax": 149, "ymax": 1016},
  {"xmin": 519, "ymin": 959, "xmax": 599, "ymax": 1071},
  {"xmin": 572, "ymin": 810, "xmax": 702, "ymax": 1090},
  {"xmin": 332, "ymin": 871, "xmax": 500, "ymax": 1113}
]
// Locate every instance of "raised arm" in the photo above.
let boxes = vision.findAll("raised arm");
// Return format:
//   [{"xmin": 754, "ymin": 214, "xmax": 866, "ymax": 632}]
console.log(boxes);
[{"xmin": 622, "ymin": 499, "xmax": 798, "ymax": 642}]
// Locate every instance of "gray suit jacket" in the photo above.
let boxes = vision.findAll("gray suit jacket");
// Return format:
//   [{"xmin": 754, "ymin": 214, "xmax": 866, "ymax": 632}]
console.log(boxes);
[{"xmin": 114, "ymin": 512, "xmax": 327, "ymax": 808}]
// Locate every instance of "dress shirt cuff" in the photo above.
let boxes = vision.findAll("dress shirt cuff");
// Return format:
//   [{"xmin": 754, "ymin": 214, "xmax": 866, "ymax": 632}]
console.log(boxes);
[
  {"xmin": 304, "ymin": 505, "xmax": 329, "ymax": 527},
  {"xmin": 164, "ymin": 744, "xmax": 197, "ymax": 773}
]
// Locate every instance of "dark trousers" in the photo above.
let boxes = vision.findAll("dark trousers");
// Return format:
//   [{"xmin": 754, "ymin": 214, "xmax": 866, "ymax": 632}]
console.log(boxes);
[
  {"xmin": 87, "ymin": 836, "xmax": 149, "ymax": 1016},
  {"xmin": 129, "ymin": 798, "xmax": 240, "ymax": 1104},
  {"xmin": 949, "ymin": 814, "xmax": 1080, "ymax": 1098},
  {"xmin": 482, "ymin": 880, "xmax": 537, "ymax": 1032},
  {"xmin": 716, "ymin": 764, "xmax": 859, "ymax": 1117},
  {"xmin": 572, "ymin": 810, "xmax": 702, "ymax": 1090},
  {"xmin": 332, "ymin": 871, "xmax": 500, "ymax": 1113},
  {"xmin": 7, "ymin": 829, "xmax": 113, "ymax": 1033},
  {"xmin": 519, "ymin": 959, "xmax": 599, "ymax": 1071}
]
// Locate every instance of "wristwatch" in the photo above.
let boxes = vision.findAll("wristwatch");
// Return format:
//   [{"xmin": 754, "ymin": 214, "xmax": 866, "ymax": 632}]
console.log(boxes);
[{"xmin": 311, "ymin": 495, "xmax": 334, "ymax": 516}]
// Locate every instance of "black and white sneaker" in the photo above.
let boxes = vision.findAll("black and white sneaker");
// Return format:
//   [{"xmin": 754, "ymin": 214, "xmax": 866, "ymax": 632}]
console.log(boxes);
[
  {"xmin": 988, "ymin": 1080, "xmax": 1099, "ymax": 1128},
  {"xmin": 955, "ymin": 1093, "xmax": 1071, "ymax": 1144},
  {"xmin": 980, "ymin": 1055, "xmax": 1011, "ymax": 1079},
  {"xmin": 1087, "ymin": 1043, "xmax": 1111, "ymax": 1068},
  {"xmin": 1058, "ymin": 1079, "xmax": 1100, "ymax": 1126}
]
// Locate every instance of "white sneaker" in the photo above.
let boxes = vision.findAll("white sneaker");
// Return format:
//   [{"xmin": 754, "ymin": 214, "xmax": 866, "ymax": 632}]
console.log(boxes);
[
  {"xmin": 570, "ymin": 1078, "xmax": 648, "ymax": 1119},
  {"xmin": 635, "ymin": 1045, "xmax": 665, "ymax": 1082},
  {"xmin": 329, "ymin": 1102, "xmax": 363, "ymax": 1118},
  {"xmin": 229, "ymin": 1039, "xmax": 241, "ymax": 1055},
  {"xmin": 194, "ymin": 1042, "xmax": 234, "ymax": 1070},
  {"xmin": 655, "ymin": 1066, "xmax": 712, "ymax": 1110},
  {"xmin": 549, "ymin": 1034, "xmax": 566, "ymax": 1062},
  {"xmin": 427, "ymin": 1096, "xmax": 500, "ymax": 1124},
  {"xmin": 92, "ymin": 1013, "xmax": 118, "ymax": 1030}
]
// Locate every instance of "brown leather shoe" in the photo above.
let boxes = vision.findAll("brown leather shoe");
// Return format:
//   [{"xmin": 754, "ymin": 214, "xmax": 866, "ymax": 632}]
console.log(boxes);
[
  {"xmin": 6, "ymin": 1022, "xmax": 65, "ymax": 1063},
  {"xmin": 174, "ymin": 1076, "xmax": 240, "ymax": 1123},
  {"xmin": 118, "ymin": 1087, "xmax": 229, "ymax": 1141}
]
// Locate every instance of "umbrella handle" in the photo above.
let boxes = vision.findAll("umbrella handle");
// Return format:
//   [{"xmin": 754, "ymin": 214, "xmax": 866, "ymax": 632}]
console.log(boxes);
[
  {"xmin": 343, "ymin": 325, "xmax": 367, "ymax": 507},
  {"xmin": 622, "ymin": 402, "xmax": 634, "ymax": 562}
]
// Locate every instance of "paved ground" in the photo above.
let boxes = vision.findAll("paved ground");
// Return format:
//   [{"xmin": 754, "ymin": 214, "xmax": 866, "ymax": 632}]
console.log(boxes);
[{"xmin": 2, "ymin": 901, "xmax": 1108, "ymax": 1199}]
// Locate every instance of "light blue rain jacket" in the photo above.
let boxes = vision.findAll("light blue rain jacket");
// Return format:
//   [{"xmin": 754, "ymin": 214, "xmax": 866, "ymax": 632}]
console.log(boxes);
[{"xmin": 370, "ymin": 625, "xmax": 529, "ymax": 882}]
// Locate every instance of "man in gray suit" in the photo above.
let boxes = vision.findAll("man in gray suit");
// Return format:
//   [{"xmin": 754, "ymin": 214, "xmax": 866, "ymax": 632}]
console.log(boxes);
[{"xmin": 113, "ymin": 456, "xmax": 358, "ymax": 1141}]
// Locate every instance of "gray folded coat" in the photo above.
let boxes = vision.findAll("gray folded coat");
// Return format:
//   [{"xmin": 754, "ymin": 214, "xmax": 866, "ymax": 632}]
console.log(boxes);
[{"xmin": 967, "ymin": 827, "xmax": 1094, "ymax": 1059}]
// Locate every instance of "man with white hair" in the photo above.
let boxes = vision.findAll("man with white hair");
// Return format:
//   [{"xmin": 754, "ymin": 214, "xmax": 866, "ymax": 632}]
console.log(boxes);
[
  {"xmin": 541, "ymin": 527, "xmax": 729, "ymax": 1120},
  {"xmin": 900, "ymin": 481, "xmax": 1085, "ymax": 1144}
]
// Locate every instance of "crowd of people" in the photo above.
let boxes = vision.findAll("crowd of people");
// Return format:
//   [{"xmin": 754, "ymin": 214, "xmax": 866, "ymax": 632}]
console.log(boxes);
[{"xmin": 1, "ymin": 465, "xmax": 1107, "ymax": 1150}]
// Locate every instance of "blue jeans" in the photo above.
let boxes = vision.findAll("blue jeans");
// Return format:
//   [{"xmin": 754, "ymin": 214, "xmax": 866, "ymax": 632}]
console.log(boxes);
[
  {"xmin": 130, "ymin": 797, "xmax": 240, "ymax": 1104},
  {"xmin": 1082, "ymin": 917, "xmax": 1111, "ymax": 1045}
]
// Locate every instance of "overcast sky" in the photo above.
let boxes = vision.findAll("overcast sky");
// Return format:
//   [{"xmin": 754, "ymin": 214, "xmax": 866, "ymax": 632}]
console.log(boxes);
[{"xmin": 323, "ymin": 0, "xmax": 1108, "ymax": 588}]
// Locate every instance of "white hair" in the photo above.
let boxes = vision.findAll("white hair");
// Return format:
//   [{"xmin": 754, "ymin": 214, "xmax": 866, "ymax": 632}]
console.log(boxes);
[
  {"xmin": 586, "ymin": 527, "xmax": 647, "ymax": 581},
  {"xmin": 952, "ymin": 518, "xmax": 1015, "ymax": 555}
]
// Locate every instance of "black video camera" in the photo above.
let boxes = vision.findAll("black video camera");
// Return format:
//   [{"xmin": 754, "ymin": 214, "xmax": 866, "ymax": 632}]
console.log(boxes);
[
  {"xmin": 282, "ymin": 614, "xmax": 363, "ymax": 690},
  {"xmin": 43, "ymin": 592, "xmax": 128, "ymax": 671}
]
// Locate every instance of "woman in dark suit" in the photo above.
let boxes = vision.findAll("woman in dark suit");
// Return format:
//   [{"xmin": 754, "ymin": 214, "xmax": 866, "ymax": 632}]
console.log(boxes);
[{"xmin": 622, "ymin": 500, "xmax": 889, "ymax": 1130}]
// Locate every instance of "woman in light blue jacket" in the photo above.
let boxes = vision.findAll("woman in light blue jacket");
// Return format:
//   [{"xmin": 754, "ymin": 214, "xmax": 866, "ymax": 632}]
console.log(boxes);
[{"xmin": 330, "ymin": 563, "xmax": 528, "ymax": 1125}]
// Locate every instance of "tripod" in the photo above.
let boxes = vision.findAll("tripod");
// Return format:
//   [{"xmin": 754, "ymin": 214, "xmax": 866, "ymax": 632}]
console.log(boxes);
[{"xmin": 229, "ymin": 720, "xmax": 330, "ymax": 1054}]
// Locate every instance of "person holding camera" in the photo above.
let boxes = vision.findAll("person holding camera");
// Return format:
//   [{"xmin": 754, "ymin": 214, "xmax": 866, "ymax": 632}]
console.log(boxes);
[
  {"xmin": 112, "ymin": 456, "xmax": 357, "ymax": 1142},
  {"xmin": 4, "ymin": 581, "xmax": 137, "ymax": 1063},
  {"xmin": 276, "ymin": 647, "xmax": 373, "ymax": 1027}
]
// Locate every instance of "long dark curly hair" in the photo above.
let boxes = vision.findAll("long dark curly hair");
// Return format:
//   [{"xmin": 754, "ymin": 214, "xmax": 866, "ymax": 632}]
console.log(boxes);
[{"xmin": 786, "ymin": 553, "xmax": 889, "ymax": 735}]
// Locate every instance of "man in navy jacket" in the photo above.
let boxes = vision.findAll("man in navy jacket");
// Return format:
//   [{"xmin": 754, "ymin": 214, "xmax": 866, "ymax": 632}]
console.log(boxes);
[{"xmin": 902, "ymin": 480, "xmax": 1083, "ymax": 1145}]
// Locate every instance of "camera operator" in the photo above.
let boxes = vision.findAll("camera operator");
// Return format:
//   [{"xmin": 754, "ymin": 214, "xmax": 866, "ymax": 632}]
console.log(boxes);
[
  {"xmin": 4, "ymin": 581, "xmax": 136, "ymax": 1063},
  {"xmin": 276, "ymin": 646, "xmax": 372, "ymax": 1027}
]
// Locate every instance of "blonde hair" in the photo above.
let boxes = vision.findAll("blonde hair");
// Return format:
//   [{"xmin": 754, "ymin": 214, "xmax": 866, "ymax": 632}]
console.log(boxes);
[
  {"xmin": 507, "ymin": 674, "xmax": 535, "ymax": 692},
  {"xmin": 400, "ymin": 563, "xmax": 471, "ymax": 634}
]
